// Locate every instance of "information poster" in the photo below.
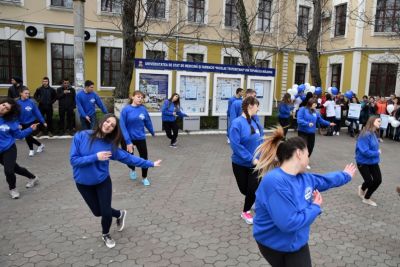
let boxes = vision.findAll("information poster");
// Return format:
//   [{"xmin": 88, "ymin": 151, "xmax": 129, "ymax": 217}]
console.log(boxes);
[
  {"xmin": 335, "ymin": 105, "xmax": 341, "ymax": 119},
  {"xmin": 348, "ymin": 103, "xmax": 361, "ymax": 119},
  {"xmin": 177, "ymin": 72, "xmax": 209, "ymax": 116},
  {"xmin": 213, "ymin": 74, "xmax": 244, "ymax": 116},
  {"xmin": 247, "ymin": 76, "xmax": 274, "ymax": 115},
  {"xmin": 381, "ymin": 114, "xmax": 389, "ymax": 129}
]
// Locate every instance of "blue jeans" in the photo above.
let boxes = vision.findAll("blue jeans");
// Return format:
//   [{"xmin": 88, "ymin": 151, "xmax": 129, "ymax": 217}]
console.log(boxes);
[{"xmin": 80, "ymin": 114, "xmax": 96, "ymax": 130}]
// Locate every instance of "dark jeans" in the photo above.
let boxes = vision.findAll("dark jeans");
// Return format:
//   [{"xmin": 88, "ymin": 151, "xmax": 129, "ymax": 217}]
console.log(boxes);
[
  {"xmin": 347, "ymin": 118, "xmax": 359, "ymax": 135},
  {"xmin": 379, "ymin": 128, "xmax": 385, "ymax": 139},
  {"xmin": 76, "ymin": 177, "xmax": 121, "ymax": 235},
  {"xmin": 298, "ymin": 131, "xmax": 315, "ymax": 157},
  {"xmin": 39, "ymin": 105, "xmax": 53, "ymax": 132},
  {"xmin": 163, "ymin": 121, "xmax": 179, "ymax": 145},
  {"xmin": 80, "ymin": 114, "xmax": 97, "ymax": 130},
  {"xmin": 257, "ymin": 242, "xmax": 312, "ymax": 267},
  {"xmin": 59, "ymin": 107, "xmax": 75, "ymax": 131},
  {"xmin": 357, "ymin": 164, "xmax": 382, "ymax": 199},
  {"xmin": 122, "ymin": 139, "xmax": 148, "ymax": 178},
  {"xmin": 232, "ymin": 163, "xmax": 259, "ymax": 212},
  {"xmin": 21, "ymin": 123, "xmax": 41, "ymax": 150},
  {"xmin": 278, "ymin": 118, "xmax": 290, "ymax": 137},
  {"xmin": 0, "ymin": 144, "xmax": 35, "ymax": 190}
]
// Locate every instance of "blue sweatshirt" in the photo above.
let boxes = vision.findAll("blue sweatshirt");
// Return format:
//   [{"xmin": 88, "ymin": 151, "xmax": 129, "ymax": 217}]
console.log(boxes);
[
  {"xmin": 254, "ymin": 167, "xmax": 351, "ymax": 252},
  {"xmin": 227, "ymin": 96, "xmax": 241, "ymax": 117},
  {"xmin": 76, "ymin": 90, "xmax": 108, "ymax": 118},
  {"xmin": 161, "ymin": 100, "xmax": 187, "ymax": 122},
  {"xmin": 0, "ymin": 117, "xmax": 33, "ymax": 153},
  {"xmin": 70, "ymin": 130, "xmax": 154, "ymax": 185},
  {"xmin": 229, "ymin": 99, "xmax": 243, "ymax": 124},
  {"xmin": 297, "ymin": 107, "xmax": 330, "ymax": 134},
  {"xmin": 17, "ymin": 98, "xmax": 45, "ymax": 125},
  {"xmin": 119, "ymin": 105, "xmax": 155, "ymax": 143},
  {"xmin": 355, "ymin": 132, "xmax": 380, "ymax": 165},
  {"xmin": 229, "ymin": 116, "xmax": 264, "ymax": 167},
  {"xmin": 278, "ymin": 102, "xmax": 294, "ymax": 119}
]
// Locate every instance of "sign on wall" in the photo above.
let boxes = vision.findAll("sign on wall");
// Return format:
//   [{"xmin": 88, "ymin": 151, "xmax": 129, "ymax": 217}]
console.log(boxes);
[
  {"xmin": 247, "ymin": 76, "xmax": 274, "ymax": 116},
  {"xmin": 212, "ymin": 74, "xmax": 245, "ymax": 116}
]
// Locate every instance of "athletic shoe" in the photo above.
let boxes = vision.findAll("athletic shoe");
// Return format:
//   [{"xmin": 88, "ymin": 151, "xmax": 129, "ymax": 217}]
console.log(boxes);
[
  {"xmin": 169, "ymin": 144, "xmax": 177, "ymax": 148},
  {"xmin": 129, "ymin": 170, "xmax": 137, "ymax": 181},
  {"xmin": 362, "ymin": 198, "xmax": 377, "ymax": 207},
  {"xmin": 102, "ymin": 234, "xmax": 116, "ymax": 248},
  {"xmin": 9, "ymin": 189, "xmax": 20, "ymax": 199},
  {"xmin": 333, "ymin": 131, "xmax": 337, "ymax": 136},
  {"xmin": 358, "ymin": 185, "xmax": 365, "ymax": 199},
  {"xmin": 241, "ymin": 211, "xmax": 253, "ymax": 224},
  {"xmin": 306, "ymin": 165, "xmax": 311, "ymax": 170},
  {"xmin": 116, "ymin": 210, "xmax": 127, "ymax": 232},
  {"xmin": 142, "ymin": 178, "xmax": 151, "ymax": 186},
  {"xmin": 227, "ymin": 138, "xmax": 230, "ymax": 144},
  {"xmin": 36, "ymin": 144, "xmax": 45, "ymax": 153},
  {"xmin": 336, "ymin": 132, "xmax": 340, "ymax": 136},
  {"xmin": 26, "ymin": 177, "xmax": 39, "ymax": 188},
  {"xmin": 29, "ymin": 150, "xmax": 35, "ymax": 157},
  {"xmin": 171, "ymin": 141, "xmax": 178, "ymax": 146}
]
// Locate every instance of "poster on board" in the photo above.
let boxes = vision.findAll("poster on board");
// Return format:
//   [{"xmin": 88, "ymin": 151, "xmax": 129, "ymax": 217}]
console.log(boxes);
[
  {"xmin": 213, "ymin": 75, "xmax": 244, "ymax": 116},
  {"xmin": 247, "ymin": 77, "xmax": 274, "ymax": 115},
  {"xmin": 138, "ymin": 73, "xmax": 169, "ymax": 113},
  {"xmin": 177, "ymin": 73, "xmax": 209, "ymax": 115}
]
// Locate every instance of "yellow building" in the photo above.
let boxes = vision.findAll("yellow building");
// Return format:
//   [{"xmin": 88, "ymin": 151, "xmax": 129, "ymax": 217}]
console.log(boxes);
[{"xmin": 0, "ymin": 0, "xmax": 399, "ymax": 98}]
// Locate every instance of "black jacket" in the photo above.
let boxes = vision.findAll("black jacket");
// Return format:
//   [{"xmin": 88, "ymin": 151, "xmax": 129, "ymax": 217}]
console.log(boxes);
[
  {"xmin": 57, "ymin": 86, "xmax": 76, "ymax": 109},
  {"xmin": 8, "ymin": 84, "xmax": 26, "ymax": 99},
  {"xmin": 34, "ymin": 86, "xmax": 57, "ymax": 106}
]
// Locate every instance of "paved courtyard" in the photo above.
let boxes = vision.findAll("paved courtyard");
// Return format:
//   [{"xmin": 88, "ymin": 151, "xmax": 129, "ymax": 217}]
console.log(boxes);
[{"xmin": 0, "ymin": 131, "xmax": 399, "ymax": 267}]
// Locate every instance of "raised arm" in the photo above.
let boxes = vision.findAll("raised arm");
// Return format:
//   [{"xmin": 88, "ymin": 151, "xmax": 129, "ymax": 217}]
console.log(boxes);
[{"xmin": 112, "ymin": 148, "xmax": 155, "ymax": 168}]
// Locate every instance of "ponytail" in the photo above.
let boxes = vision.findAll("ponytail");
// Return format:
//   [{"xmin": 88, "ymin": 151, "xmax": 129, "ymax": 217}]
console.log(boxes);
[{"xmin": 242, "ymin": 96, "xmax": 259, "ymax": 135}]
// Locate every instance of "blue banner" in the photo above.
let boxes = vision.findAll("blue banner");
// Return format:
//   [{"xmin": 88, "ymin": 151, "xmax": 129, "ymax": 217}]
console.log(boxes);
[{"xmin": 134, "ymin": 58, "xmax": 275, "ymax": 77}]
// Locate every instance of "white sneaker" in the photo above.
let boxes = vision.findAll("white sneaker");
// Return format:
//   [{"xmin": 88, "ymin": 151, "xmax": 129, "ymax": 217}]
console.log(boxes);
[
  {"xmin": 227, "ymin": 138, "xmax": 230, "ymax": 144},
  {"xmin": 29, "ymin": 150, "xmax": 35, "ymax": 157},
  {"xmin": 306, "ymin": 165, "xmax": 311, "ymax": 170},
  {"xmin": 358, "ymin": 185, "xmax": 365, "ymax": 199},
  {"xmin": 102, "ymin": 234, "xmax": 116, "ymax": 248},
  {"xmin": 10, "ymin": 189, "xmax": 20, "ymax": 199},
  {"xmin": 336, "ymin": 132, "xmax": 340, "ymax": 136},
  {"xmin": 26, "ymin": 177, "xmax": 39, "ymax": 188},
  {"xmin": 333, "ymin": 131, "xmax": 337, "ymax": 135},
  {"xmin": 241, "ymin": 211, "xmax": 253, "ymax": 225},
  {"xmin": 362, "ymin": 198, "xmax": 377, "ymax": 207},
  {"xmin": 36, "ymin": 144, "xmax": 45, "ymax": 153}
]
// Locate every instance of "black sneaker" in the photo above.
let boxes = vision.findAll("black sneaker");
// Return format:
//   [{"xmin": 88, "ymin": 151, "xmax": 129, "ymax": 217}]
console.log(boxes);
[
  {"xmin": 102, "ymin": 234, "xmax": 116, "ymax": 248},
  {"xmin": 116, "ymin": 210, "xmax": 127, "ymax": 232}
]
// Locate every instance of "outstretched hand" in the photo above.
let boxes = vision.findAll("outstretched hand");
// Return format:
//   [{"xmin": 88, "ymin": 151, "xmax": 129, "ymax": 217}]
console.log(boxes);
[
  {"xmin": 30, "ymin": 123, "xmax": 40, "ymax": 131},
  {"xmin": 154, "ymin": 160, "xmax": 162, "ymax": 167},
  {"xmin": 313, "ymin": 190, "xmax": 323, "ymax": 206},
  {"xmin": 343, "ymin": 163, "xmax": 357, "ymax": 178},
  {"xmin": 97, "ymin": 151, "xmax": 112, "ymax": 161}
]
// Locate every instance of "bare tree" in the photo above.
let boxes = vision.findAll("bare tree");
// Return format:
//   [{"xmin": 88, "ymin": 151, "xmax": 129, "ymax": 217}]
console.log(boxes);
[
  {"xmin": 235, "ymin": 0, "xmax": 254, "ymax": 66},
  {"xmin": 306, "ymin": 0, "xmax": 323, "ymax": 86}
]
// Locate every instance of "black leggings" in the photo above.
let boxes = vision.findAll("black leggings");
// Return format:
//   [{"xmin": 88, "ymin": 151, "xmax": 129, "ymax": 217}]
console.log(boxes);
[
  {"xmin": 0, "ymin": 144, "xmax": 35, "ymax": 190},
  {"xmin": 122, "ymin": 139, "xmax": 148, "ymax": 178},
  {"xmin": 257, "ymin": 242, "xmax": 312, "ymax": 267},
  {"xmin": 357, "ymin": 164, "xmax": 382, "ymax": 199},
  {"xmin": 298, "ymin": 131, "xmax": 315, "ymax": 157},
  {"xmin": 21, "ymin": 123, "xmax": 41, "ymax": 150},
  {"xmin": 163, "ymin": 121, "xmax": 179, "ymax": 144},
  {"xmin": 278, "ymin": 118, "xmax": 290, "ymax": 137},
  {"xmin": 232, "ymin": 163, "xmax": 259, "ymax": 212},
  {"xmin": 76, "ymin": 177, "xmax": 121, "ymax": 235}
]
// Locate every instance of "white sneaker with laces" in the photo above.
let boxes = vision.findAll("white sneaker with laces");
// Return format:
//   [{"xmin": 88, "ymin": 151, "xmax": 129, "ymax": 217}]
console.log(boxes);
[
  {"xmin": 10, "ymin": 189, "xmax": 20, "ymax": 199},
  {"xmin": 358, "ymin": 185, "xmax": 365, "ymax": 199},
  {"xmin": 102, "ymin": 234, "xmax": 116, "ymax": 248},
  {"xmin": 26, "ymin": 177, "xmax": 39, "ymax": 188},
  {"xmin": 36, "ymin": 144, "xmax": 45, "ymax": 153},
  {"xmin": 362, "ymin": 198, "xmax": 377, "ymax": 207},
  {"xmin": 336, "ymin": 132, "xmax": 340, "ymax": 136},
  {"xmin": 29, "ymin": 150, "xmax": 35, "ymax": 157}
]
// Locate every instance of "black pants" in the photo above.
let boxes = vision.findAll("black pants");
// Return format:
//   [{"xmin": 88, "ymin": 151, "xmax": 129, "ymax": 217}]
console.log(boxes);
[
  {"xmin": 76, "ymin": 177, "xmax": 121, "ymax": 235},
  {"xmin": 279, "ymin": 118, "xmax": 290, "ymax": 137},
  {"xmin": 21, "ymin": 123, "xmax": 41, "ymax": 150},
  {"xmin": 122, "ymin": 139, "xmax": 148, "ymax": 178},
  {"xmin": 39, "ymin": 105, "xmax": 53, "ymax": 132},
  {"xmin": 257, "ymin": 242, "xmax": 312, "ymax": 267},
  {"xmin": 163, "ymin": 121, "xmax": 179, "ymax": 145},
  {"xmin": 59, "ymin": 107, "xmax": 74, "ymax": 131},
  {"xmin": 379, "ymin": 128, "xmax": 385, "ymax": 139},
  {"xmin": 232, "ymin": 163, "xmax": 259, "ymax": 212},
  {"xmin": 298, "ymin": 131, "xmax": 315, "ymax": 157},
  {"xmin": 0, "ymin": 144, "xmax": 35, "ymax": 190},
  {"xmin": 357, "ymin": 164, "xmax": 382, "ymax": 199}
]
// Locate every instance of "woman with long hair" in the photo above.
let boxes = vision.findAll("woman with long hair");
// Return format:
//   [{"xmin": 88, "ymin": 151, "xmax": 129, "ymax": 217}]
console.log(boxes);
[
  {"xmin": 253, "ymin": 127, "xmax": 356, "ymax": 267},
  {"xmin": 278, "ymin": 93, "xmax": 293, "ymax": 137},
  {"xmin": 356, "ymin": 116, "xmax": 382, "ymax": 207},
  {"xmin": 17, "ymin": 87, "xmax": 47, "ymax": 156},
  {"xmin": 0, "ymin": 98, "xmax": 39, "ymax": 199},
  {"xmin": 120, "ymin": 91, "xmax": 154, "ymax": 186},
  {"xmin": 229, "ymin": 96, "xmax": 264, "ymax": 224},
  {"xmin": 70, "ymin": 114, "xmax": 162, "ymax": 248},
  {"xmin": 161, "ymin": 93, "xmax": 187, "ymax": 148}
]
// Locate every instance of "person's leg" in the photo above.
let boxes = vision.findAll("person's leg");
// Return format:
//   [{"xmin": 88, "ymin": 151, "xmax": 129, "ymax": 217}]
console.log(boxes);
[
  {"xmin": 279, "ymin": 118, "xmax": 289, "ymax": 137},
  {"xmin": 284, "ymin": 244, "xmax": 312, "ymax": 267},
  {"xmin": 80, "ymin": 116, "xmax": 89, "ymax": 130},
  {"xmin": 59, "ymin": 108, "xmax": 66, "ymax": 133},
  {"xmin": 298, "ymin": 131, "xmax": 308, "ymax": 149},
  {"xmin": 96, "ymin": 177, "xmax": 121, "ymax": 235},
  {"xmin": 134, "ymin": 140, "xmax": 148, "ymax": 178},
  {"xmin": 299, "ymin": 132, "xmax": 315, "ymax": 157},
  {"xmin": 243, "ymin": 167, "xmax": 259, "ymax": 212},
  {"xmin": 121, "ymin": 142, "xmax": 136, "ymax": 172},
  {"xmin": 90, "ymin": 114, "xmax": 97, "ymax": 129},
  {"xmin": 47, "ymin": 106, "xmax": 54, "ymax": 133},
  {"xmin": 357, "ymin": 164, "xmax": 373, "ymax": 194},
  {"xmin": 379, "ymin": 128, "xmax": 384, "ymax": 139},
  {"xmin": 0, "ymin": 146, "xmax": 17, "ymax": 190},
  {"xmin": 163, "ymin": 122, "xmax": 173, "ymax": 142},
  {"xmin": 232, "ymin": 163, "xmax": 249, "ymax": 209},
  {"xmin": 364, "ymin": 164, "xmax": 382, "ymax": 199},
  {"xmin": 76, "ymin": 183, "xmax": 102, "ymax": 218},
  {"xmin": 66, "ymin": 109, "xmax": 75, "ymax": 131},
  {"xmin": 22, "ymin": 124, "xmax": 35, "ymax": 150},
  {"xmin": 171, "ymin": 121, "xmax": 179, "ymax": 144},
  {"xmin": 257, "ymin": 241, "xmax": 285, "ymax": 267}
]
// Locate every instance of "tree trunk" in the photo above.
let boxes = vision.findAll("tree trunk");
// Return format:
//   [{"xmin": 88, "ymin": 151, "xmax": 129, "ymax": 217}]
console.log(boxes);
[
  {"xmin": 306, "ymin": 0, "xmax": 322, "ymax": 86},
  {"xmin": 236, "ymin": 0, "xmax": 254, "ymax": 66}
]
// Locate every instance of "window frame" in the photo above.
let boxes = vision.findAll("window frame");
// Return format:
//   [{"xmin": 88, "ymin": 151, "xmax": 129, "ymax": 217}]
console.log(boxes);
[
  {"xmin": 100, "ymin": 47, "xmax": 122, "ymax": 88},
  {"xmin": 100, "ymin": 0, "xmax": 122, "ymax": 14},
  {"xmin": 334, "ymin": 3, "xmax": 347, "ymax": 37},
  {"xmin": 294, "ymin": 63, "xmax": 307, "ymax": 85},
  {"xmin": 188, "ymin": 0, "xmax": 205, "ymax": 24},
  {"xmin": 147, "ymin": 0, "xmax": 167, "ymax": 20},
  {"xmin": 186, "ymin": 53, "xmax": 204, "ymax": 63},
  {"xmin": 49, "ymin": 0, "xmax": 72, "ymax": 8},
  {"xmin": 330, "ymin": 63, "xmax": 342, "ymax": 89},
  {"xmin": 297, "ymin": 5, "xmax": 310, "ymax": 37},
  {"xmin": 145, "ymin": 50, "xmax": 166, "ymax": 60},
  {"xmin": 50, "ymin": 43, "xmax": 74, "ymax": 86},
  {"xmin": 369, "ymin": 63, "xmax": 398, "ymax": 96},
  {"xmin": 0, "ymin": 40, "xmax": 23, "ymax": 85},
  {"xmin": 223, "ymin": 56, "xmax": 239, "ymax": 65},
  {"xmin": 257, "ymin": 0, "xmax": 272, "ymax": 32},
  {"xmin": 374, "ymin": 0, "xmax": 400, "ymax": 33},
  {"xmin": 224, "ymin": 0, "xmax": 238, "ymax": 28},
  {"xmin": 255, "ymin": 59, "xmax": 270, "ymax": 68}
]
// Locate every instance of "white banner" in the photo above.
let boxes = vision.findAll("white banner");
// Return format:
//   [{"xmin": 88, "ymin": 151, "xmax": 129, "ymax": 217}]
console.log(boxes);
[
  {"xmin": 380, "ymin": 114, "xmax": 389, "ymax": 129},
  {"xmin": 348, "ymin": 103, "xmax": 361, "ymax": 119},
  {"xmin": 335, "ymin": 105, "xmax": 341, "ymax": 119}
]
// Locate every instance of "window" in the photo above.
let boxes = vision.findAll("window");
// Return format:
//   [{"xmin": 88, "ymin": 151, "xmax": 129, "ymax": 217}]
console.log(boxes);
[
  {"xmin": 295, "ymin": 63, "xmax": 307, "ymax": 85},
  {"xmin": 50, "ymin": 0, "xmax": 72, "ymax": 8},
  {"xmin": 186, "ymin": 53, "xmax": 204, "ymax": 62},
  {"xmin": 257, "ymin": 0, "xmax": 272, "ymax": 31},
  {"xmin": 101, "ymin": 0, "xmax": 121, "ymax": 13},
  {"xmin": 256, "ymin": 59, "xmax": 270, "ymax": 68},
  {"xmin": 146, "ymin": 50, "xmax": 166, "ymax": 60},
  {"xmin": 0, "ymin": 0, "xmax": 21, "ymax": 3},
  {"xmin": 334, "ymin": 4, "xmax": 347, "ymax": 36},
  {"xmin": 330, "ymin": 64, "xmax": 342, "ymax": 89},
  {"xmin": 101, "ymin": 47, "xmax": 121, "ymax": 87},
  {"xmin": 297, "ymin": 6, "xmax": 310, "ymax": 37},
  {"xmin": 369, "ymin": 63, "xmax": 398, "ymax": 96},
  {"xmin": 51, "ymin": 44, "xmax": 74, "ymax": 85},
  {"xmin": 0, "ymin": 40, "xmax": 22, "ymax": 84},
  {"xmin": 223, "ymin": 56, "xmax": 239, "ymax": 65},
  {"xmin": 374, "ymin": 0, "xmax": 400, "ymax": 32},
  {"xmin": 188, "ymin": 0, "xmax": 205, "ymax": 24},
  {"xmin": 225, "ymin": 0, "xmax": 237, "ymax": 28},
  {"xmin": 147, "ymin": 0, "xmax": 166, "ymax": 19}
]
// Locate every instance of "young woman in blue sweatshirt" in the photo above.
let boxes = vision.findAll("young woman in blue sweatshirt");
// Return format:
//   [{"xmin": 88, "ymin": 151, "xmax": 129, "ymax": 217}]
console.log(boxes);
[
  {"xmin": 70, "ymin": 114, "xmax": 161, "ymax": 248},
  {"xmin": 278, "ymin": 93, "xmax": 294, "ymax": 137},
  {"xmin": 253, "ymin": 127, "xmax": 356, "ymax": 267},
  {"xmin": 120, "ymin": 91, "xmax": 155, "ymax": 186},
  {"xmin": 17, "ymin": 88, "xmax": 46, "ymax": 156},
  {"xmin": 229, "ymin": 96, "xmax": 264, "ymax": 225},
  {"xmin": 355, "ymin": 116, "xmax": 382, "ymax": 207},
  {"xmin": 226, "ymin": 88, "xmax": 243, "ymax": 143},
  {"xmin": 0, "ymin": 98, "xmax": 39, "ymax": 199},
  {"xmin": 229, "ymin": 89, "xmax": 256, "ymax": 125},
  {"xmin": 161, "ymin": 93, "xmax": 187, "ymax": 148}
]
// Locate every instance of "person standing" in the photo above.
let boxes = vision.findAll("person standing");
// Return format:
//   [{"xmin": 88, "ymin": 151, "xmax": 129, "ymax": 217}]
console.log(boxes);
[
  {"xmin": 347, "ymin": 96, "xmax": 360, "ymax": 137},
  {"xmin": 161, "ymin": 93, "xmax": 187, "ymax": 148},
  {"xmin": 375, "ymin": 96, "xmax": 387, "ymax": 142},
  {"xmin": 120, "ymin": 91, "xmax": 155, "ymax": 186},
  {"xmin": 8, "ymin": 77, "xmax": 26, "ymax": 100},
  {"xmin": 323, "ymin": 93, "xmax": 336, "ymax": 136},
  {"xmin": 229, "ymin": 89, "xmax": 256, "ymax": 122},
  {"xmin": 76, "ymin": 80, "xmax": 108, "ymax": 130},
  {"xmin": 57, "ymin": 78, "xmax": 76, "ymax": 135},
  {"xmin": 356, "ymin": 116, "xmax": 382, "ymax": 207},
  {"xmin": 0, "ymin": 98, "xmax": 40, "ymax": 199},
  {"xmin": 70, "ymin": 114, "xmax": 161, "ymax": 248},
  {"xmin": 278, "ymin": 93, "xmax": 293, "ymax": 137},
  {"xmin": 359, "ymin": 95, "xmax": 369, "ymax": 129},
  {"xmin": 226, "ymin": 88, "xmax": 244, "ymax": 143},
  {"xmin": 335, "ymin": 93, "xmax": 349, "ymax": 136},
  {"xmin": 34, "ymin": 77, "xmax": 57, "ymax": 137},
  {"xmin": 229, "ymin": 96, "xmax": 264, "ymax": 225},
  {"xmin": 17, "ymin": 88, "xmax": 46, "ymax": 156}
]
